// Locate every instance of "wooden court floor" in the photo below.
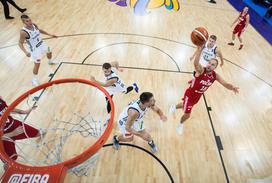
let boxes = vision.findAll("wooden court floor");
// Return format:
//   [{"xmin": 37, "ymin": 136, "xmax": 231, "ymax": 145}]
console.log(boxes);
[{"xmin": 0, "ymin": 0, "xmax": 272, "ymax": 182}]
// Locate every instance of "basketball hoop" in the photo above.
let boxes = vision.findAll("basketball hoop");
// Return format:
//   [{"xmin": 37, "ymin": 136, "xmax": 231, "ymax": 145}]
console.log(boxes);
[{"xmin": 0, "ymin": 78, "xmax": 114, "ymax": 183}]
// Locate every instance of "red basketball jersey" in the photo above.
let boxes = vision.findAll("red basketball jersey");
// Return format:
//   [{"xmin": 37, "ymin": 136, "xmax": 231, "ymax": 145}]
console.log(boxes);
[
  {"xmin": 188, "ymin": 68, "xmax": 217, "ymax": 95},
  {"xmin": 237, "ymin": 12, "xmax": 248, "ymax": 27},
  {"xmin": 0, "ymin": 98, "xmax": 15, "ymax": 131}
]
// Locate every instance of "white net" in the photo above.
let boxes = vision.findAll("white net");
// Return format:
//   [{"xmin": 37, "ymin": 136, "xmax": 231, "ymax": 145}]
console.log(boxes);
[{"xmin": 1, "ymin": 81, "xmax": 112, "ymax": 176}]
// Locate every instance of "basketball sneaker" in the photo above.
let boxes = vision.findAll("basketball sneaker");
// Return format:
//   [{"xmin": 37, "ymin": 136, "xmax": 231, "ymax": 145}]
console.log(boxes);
[
  {"xmin": 48, "ymin": 60, "xmax": 59, "ymax": 65},
  {"xmin": 169, "ymin": 105, "xmax": 177, "ymax": 114},
  {"xmin": 176, "ymin": 123, "xmax": 184, "ymax": 135},
  {"xmin": 238, "ymin": 44, "xmax": 244, "ymax": 50},
  {"xmin": 148, "ymin": 141, "xmax": 158, "ymax": 153},
  {"xmin": 133, "ymin": 83, "xmax": 139, "ymax": 93},
  {"xmin": 113, "ymin": 135, "xmax": 120, "ymax": 150},
  {"xmin": 32, "ymin": 78, "xmax": 39, "ymax": 86}
]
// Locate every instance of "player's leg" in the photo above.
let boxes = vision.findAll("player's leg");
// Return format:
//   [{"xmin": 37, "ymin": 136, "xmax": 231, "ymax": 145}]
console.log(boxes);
[
  {"xmin": 135, "ymin": 129, "xmax": 158, "ymax": 153},
  {"xmin": 113, "ymin": 119, "xmax": 133, "ymax": 150},
  {"xmin": 169, "ymin": 102, "xmax": 183, "ymax": 113},
  {"xmin": 0, "ymin": 0, "xmax": 13, "ymax": 19},
  {"xmin": 228, "ymin": 32, "xmax": 236, "ymax": 46},
  {"xmin": 32, "ymin": 60, "xmax": 41, "ymax": 86},
  {"xmin": 105, "ymin": 95, "xmax": 113, "ymax": 113},
  {"xmin": 6, "ymin": 0, "xmax": 26, "ymax": 13},
  {"xmin": 46, "ymin": 45, "xmax": 58, "ymax": 65},
  {"xmin": 176, "ymin": 95, "xmax": 195, "ymax": 135},
  {"xmin": 2, "ymin": 140, "xmax": 18, "ymax": 160},
  {"xmin": 237, "ymin": 32, "xmax": 244, "ymax": 50}
]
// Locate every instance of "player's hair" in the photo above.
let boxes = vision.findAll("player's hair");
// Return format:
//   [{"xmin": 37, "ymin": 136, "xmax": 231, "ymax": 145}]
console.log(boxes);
[
  {"xmin": 210, "ymin": 35, "xmax": 217, "ymax": 41},
  {"xmin": 210, "ymin": 58, "xmax": 218, "ymax": 66},
  {"xmin": 102, "ymin": 63, "xmax": 112, "ymax": 69},
  {"xmin": 21, "ymin": 14, "xmax": 29, "ymax": 20},
  {"xmin": 140, "ymin": 92, "xmax": 153, "ymax": 104}
]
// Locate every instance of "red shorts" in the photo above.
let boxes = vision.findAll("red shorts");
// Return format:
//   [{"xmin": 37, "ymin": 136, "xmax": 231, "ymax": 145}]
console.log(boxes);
[
  {"xmin": 182, "ymin": 89, "xmax": 202, "ymax": 113},
  {"xmin": 3, "ymin": 120, "xmax": 39, "ymax": 160},
  {"xmin": 233, "ymin": 25, "xmax": 245, "ymax": 37}
]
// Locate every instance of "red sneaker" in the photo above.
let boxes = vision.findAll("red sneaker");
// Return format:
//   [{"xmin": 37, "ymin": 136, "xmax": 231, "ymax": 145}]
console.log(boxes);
[{"xmin": 239, "ymin": 44, "xmax": 243, "ymax": 50}]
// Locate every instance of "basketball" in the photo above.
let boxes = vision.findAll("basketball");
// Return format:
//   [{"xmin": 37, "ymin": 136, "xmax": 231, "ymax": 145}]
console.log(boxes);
[{"xmin": 191, "ymin": 27, "xmax": 209, "ymax": 46}]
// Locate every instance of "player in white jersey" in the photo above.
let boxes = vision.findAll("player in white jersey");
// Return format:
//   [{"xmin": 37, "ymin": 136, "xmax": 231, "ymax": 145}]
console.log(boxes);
[
  {"xmin": 190, "ymin": 35, "xmax": 224, "ymax": 67},
  {"xmin": 113, "ymin": 92, "xmax": 167, "ymax": 153},
  {"xmin": 18, "ymin": 15, "xmax": 58, "ymax": 86},
  {"xmin": 90, "ymin": 61, "xmax": 139, "ymax": 113}
]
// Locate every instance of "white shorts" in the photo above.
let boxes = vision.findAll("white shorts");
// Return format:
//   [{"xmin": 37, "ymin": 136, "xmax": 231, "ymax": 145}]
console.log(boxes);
[
  {"xmin": 199, "ymin": 58, "xmax": 209, "ymax": 67},
  {"xmin": 118, "ymin": 118, "xmax": 145, "ymax": 138},
  {"xmin": 106, "ymin": 85, "xmax": 126, "ymax": 96},
  {"xmin": 29, "ymin": 42, "xmax": 49, "ymax": 63}
]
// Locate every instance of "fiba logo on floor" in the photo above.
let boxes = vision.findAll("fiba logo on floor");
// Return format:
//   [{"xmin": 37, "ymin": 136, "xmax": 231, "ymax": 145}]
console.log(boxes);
[
  {"xmin": 108, "ymin": 0, "xmax": 180, "ymax": 15},
  {"xmin": 8, "ymin": 174, "xmax": 49, "ymax": 183}
]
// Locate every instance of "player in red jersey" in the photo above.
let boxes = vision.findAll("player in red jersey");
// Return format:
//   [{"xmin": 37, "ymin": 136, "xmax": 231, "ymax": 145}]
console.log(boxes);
[
  {"xmin": 228, "ymin": 7, "xmax": 250, "ymax": 50},
  {"xmin": 0, "ymin": 96, "xmax": 43, "ymax": 160},
  {"xmin": 169, "ymin": 46, "xmax": 239, "ymax": 135}
]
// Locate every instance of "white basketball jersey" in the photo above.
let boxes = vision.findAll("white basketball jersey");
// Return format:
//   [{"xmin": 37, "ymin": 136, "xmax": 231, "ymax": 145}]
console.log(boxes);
[
  {"xmin": 105, "ymin": 70, "xmax": 126, "ymax": 95},
  {"xmin": 200, "ymin": 42, "xmax": 217, "ymax": 67},
  {"xmin": 22, "ymin": 24, "xmax": 43, "ymax": 52},
  {"xmin": 119, "ymin": 99, "xmax": 148, "ymax": 125}
]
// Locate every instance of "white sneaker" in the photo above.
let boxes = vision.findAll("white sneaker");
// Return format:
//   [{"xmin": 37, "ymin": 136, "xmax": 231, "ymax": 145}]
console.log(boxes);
[
  {"xmin": 176, "ymin": 123, "xmax": 183, "ymax": 135},
  {"xmin": 48, "ymin": 60, "xmax": 59, "ymax": 65},
  {"xmin": 32, "ymin": 78, "xmax": 39, "ymax": 86},
  {"xmin": 169, "ymin": 104, "xmax": 176, "ymax": 114}
]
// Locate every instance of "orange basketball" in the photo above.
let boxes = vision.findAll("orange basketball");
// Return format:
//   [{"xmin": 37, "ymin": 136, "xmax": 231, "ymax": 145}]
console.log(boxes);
[{"xmin": 191, "ymin": 27, "xmax": 209, "ymax": 46}]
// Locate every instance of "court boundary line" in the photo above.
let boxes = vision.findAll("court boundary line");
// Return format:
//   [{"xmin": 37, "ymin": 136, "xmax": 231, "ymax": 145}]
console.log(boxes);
[
  {"xmin": 203, "ymin": 94, "xmax": 230, "ymax": 183},
  {"xmin": 103, "ymin": 143, "xmax": 175, "ymax": 183}
]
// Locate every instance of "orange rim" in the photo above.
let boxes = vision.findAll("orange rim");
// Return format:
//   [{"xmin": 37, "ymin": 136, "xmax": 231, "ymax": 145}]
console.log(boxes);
[{"xmin": 0, "ymin": 78, "xmax": 114, "ymax": 170}]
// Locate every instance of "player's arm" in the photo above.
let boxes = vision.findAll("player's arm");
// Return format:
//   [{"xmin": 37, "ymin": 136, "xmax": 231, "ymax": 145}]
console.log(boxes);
[
  {"xmin": 151, "ymin": 105, "xmax": 167, "ymax": 122},
  {"xmin": 216, "ymin": 48, "xmax": 224, "ymax": 67},
  {"xmin": 125, "ymin": 109, "xmax": 141, "ymax": 135},
  {"xmin": 216, "ymin": 74, "xmax": 239, "ymax": 94},
  {"xmin": 231, "ymin": 16, "xmax": 239, "ymax": 27},
  {"xmin": 18, "ymin": 31, "xmax": 30, "ymax": 57},
  {"xmin": 193, "ymin": 46, "xmax": 204, "ymax": 74},
  {"xmin": 110, "ymin": 61, "xmax": 123, "ymax": 72},
  {"xmin": 35, "ymin": 24, "xmax": 57, "ymax": 38},
  {"xmin": 243, "ymin": 15, "xmax": 250, "ymax": 31},
  {"xmin": 12, "ymin": 105, "xmax": 37, "ymax": 115},
  {"xmin": 90, "ymin": 76, "xmax": 117, "ymax": 87},
  {"xmin": 189, "ymin": 49, "xmax": 198, "ymax": 61}
]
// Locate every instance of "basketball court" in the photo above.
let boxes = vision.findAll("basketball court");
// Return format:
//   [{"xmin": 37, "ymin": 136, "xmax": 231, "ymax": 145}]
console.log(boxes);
[{"xmin": 0, "ymin": 0, "xmax": 272, "ymax": 182}]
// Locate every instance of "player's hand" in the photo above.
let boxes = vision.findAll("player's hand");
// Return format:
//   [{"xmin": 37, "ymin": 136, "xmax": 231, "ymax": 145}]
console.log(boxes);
[
  {"xmin": 233, "ymin": 86, "xmax": 239, "ymax": 94},
  {"xmin": 220, "ymin": 62, "xmax": 224, "ymax": 67},
  {"xmin": 160, "ymin": 114, "xmax": 167, "ymax": 122},
  {"xmin": 25, "ymin": 52, "xmax": 31, "ymax": 57}
]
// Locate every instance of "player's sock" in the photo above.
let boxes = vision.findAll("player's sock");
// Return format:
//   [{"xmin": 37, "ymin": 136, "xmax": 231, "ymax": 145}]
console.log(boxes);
[{"xmin": 176, "ymin": 122, "xmax": 184, "ymax": 135}]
